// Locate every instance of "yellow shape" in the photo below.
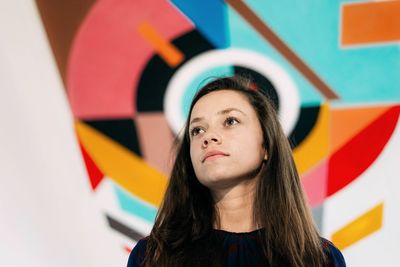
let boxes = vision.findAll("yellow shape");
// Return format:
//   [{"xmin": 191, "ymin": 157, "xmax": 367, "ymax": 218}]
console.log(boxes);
[
  {"xmin": 76, "ymin": 121, "xmax": 167, "ymax": 207},
  {"xmin": 138, "ymin": 22, "xmax": 184, "ymax": 67},
  {"xmin": 332, "ymin": 203, "xmax": 384, "ymax": 250},
  {"xmin": 293, "ymin": 103, "xmax": 329, "ymax": 175}
]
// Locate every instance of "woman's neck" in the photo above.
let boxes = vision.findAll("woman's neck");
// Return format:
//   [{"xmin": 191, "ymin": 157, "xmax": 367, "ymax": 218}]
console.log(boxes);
[{"xmin": 212, "ymin": 179, "xmax": 258, "ymax": 233}]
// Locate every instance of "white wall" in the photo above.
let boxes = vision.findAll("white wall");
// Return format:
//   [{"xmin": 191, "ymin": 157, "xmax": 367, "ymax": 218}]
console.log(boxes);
[{"xmin": 0, "ymin": 1, "xmax": 121, "ymax": 266}]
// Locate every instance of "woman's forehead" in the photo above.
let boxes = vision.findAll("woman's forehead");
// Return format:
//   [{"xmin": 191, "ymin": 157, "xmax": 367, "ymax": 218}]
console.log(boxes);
[{"xmin": 190, "ymin": 90, "xmax": 252, "ymax": 117}]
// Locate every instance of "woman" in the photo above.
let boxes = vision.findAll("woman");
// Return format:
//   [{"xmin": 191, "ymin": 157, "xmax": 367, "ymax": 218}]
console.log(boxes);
[{"xmin": 127, "ymin": 76, "xmax": 346, "ymax": 267}]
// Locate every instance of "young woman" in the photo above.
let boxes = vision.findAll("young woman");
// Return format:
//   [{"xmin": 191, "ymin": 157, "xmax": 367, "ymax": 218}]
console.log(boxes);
[{"xmin": 127, "ymin": 76, "xmax": 346, "ymax": 267}]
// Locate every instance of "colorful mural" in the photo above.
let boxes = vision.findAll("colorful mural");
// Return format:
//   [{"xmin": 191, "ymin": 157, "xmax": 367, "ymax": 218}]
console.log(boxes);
[{"xmin": 36, "ymin": 0, "xmax": 400, "ymax": 265}]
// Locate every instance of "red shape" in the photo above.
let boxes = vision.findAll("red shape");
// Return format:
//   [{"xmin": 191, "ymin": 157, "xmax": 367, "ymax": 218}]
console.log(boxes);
[
  {"xmin": 124, "ymin": 244, "xmax": 132, "ymax": 254},
  {"xmin": 78, "ymin": 140, "xmax": 104, "ymax": 190},
  {"xmin": 327, "ymin": 106, "xmax": 400, "ymax": 196}
]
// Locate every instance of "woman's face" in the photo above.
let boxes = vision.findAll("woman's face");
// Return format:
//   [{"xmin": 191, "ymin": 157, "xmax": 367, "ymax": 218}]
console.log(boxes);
[{"xmin": 189, "ymin": 90, "xmax": 267, "ymax": 190}]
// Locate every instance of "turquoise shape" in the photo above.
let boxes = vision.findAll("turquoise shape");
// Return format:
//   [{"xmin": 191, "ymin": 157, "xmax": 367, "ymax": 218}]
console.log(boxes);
[
  {"xmin": 181, "ymin": 65, "xmax": 235, "ymax": 118},
  {"xmin": 236, "ymin": 0, "xmax": 400, "ymax": 104},
  {"xmin": 227, "ymin": 7, "xmax": 323, "ymax": 106},
  {"xmin": 113, "ymin": 183, "xmax": 157, "ymax": 223}
]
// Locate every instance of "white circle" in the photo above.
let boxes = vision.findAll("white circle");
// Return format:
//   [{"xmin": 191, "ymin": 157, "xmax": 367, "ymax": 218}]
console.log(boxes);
[{"xmin": 164, "ymin": 48, "xmax": 300, "ymax": 136}]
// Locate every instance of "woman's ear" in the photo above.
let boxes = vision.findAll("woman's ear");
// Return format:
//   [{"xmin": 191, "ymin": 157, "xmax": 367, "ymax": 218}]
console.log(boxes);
[{"xmin": 263, "ymin": 150, "xmax": 268, "ymax": 161}]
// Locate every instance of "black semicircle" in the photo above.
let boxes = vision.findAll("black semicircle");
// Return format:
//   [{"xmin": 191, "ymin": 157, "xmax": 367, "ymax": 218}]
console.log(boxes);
[{"xmin": 136, "ymin": 30, "xmax": 215, "ymax": 112}]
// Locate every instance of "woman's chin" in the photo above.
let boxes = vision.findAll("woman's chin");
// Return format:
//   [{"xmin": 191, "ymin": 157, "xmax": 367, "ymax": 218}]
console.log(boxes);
[{"xmin": 199, "ymin": 174, "xmax": 243, "ymax": 190}]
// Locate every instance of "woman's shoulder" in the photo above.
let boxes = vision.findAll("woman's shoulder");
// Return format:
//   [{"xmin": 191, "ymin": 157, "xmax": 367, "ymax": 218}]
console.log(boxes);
[
  {"xmin": 127, "ymin": 238, "xmax": 148, "ymax": 267},
  {"xmin": 321, "ymin": 237, "xmax": 346, "ymax": 267}
]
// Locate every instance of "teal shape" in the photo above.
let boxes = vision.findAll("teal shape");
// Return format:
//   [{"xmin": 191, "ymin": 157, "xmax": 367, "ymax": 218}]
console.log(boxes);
[
  {"xmin": 113, "ymin": 183, "xmax": 157, "ymax": 223},
  {"xmin": 181, "ymin": 65, "xmax": 234, "ymax": 118},
  {"xmin": 232, "ymin": 0, "xmax": 400, "ymax": 105},
  {"xmin": 227, "ymin": 7, "xmax": 323, "ymax": 106}
]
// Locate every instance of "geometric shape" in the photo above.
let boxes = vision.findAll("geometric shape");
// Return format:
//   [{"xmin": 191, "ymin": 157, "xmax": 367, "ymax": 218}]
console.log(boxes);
[
  {"xmin": 137, "ymin": 22, "xmax": 185, "ymax": 67},
  {"xmin": 225, "ymin": 0, "xmax": 339, "ymax": 100},
  {"xmin": 84, "ymin": 118, "xmax": 142, "ymax": 156},
  {"xmin": 311, "ymin": 204, "xmax": 324, "ymax": 232},
  {"xmin": 289, "ymin": 105, "xmax": 320, "ymax": 148},
  {"xmin": 75, "ymin": 121, "xmax": 167, "ymax": 207},
  {"xmin": 170, "ymin": 0, "xmax": 229, "ymax": 48},
  {"xmin": 293, "ymin": 103, "xmax": 330, "ymax": 175},
  {"xmin": 124, "ymin": 245, "xmax": 132, "ymax": 254},
  {"xmin": 327, "ymin": 106, "xmax": 400, "ymax": 197},
  {"xmin": 331, "ymin": 203, "xmax": 384, "ymax": 250},
  {"xmin": 135, "ymin": 112, "xmax": 174, "ymax": 176},
  {"xmin": 34, "ymin": 0, "xmax": 96, "ymax": 85},
  {"xmin": 106, "ymin": 214, "xmax": 144, "ymax": 241},
  {"xmin": 341, "ymin": 1, "xmax": 400, "ymax": 46},
  {"xmin": 330, "ymin": 105, "xmax": 391, "ymax": 154},
  {"xmin": 164, "ymin": 48, "xmax": 300, "ymax": 135},
  {"xmin": 137, "ymin": 29, "xmax": 215, "ymax": 112},
  {"xmin": 66, "ymin": 0, "xmax": 192, "ymax": 119},
  {"xmin": 113, "ymin": 184, "xmax": 157, "ymax": 224},
  {"xmin": 77, "ymin": 140, "xmax": 104, "ymax": 190},
  {"xmin": 181, "ymin": 65, "xmax": 235, "ymax": 118},
  {"xmin": 301, "ymin": 159, "xmax": 328, "ymax": 208},
  {"xmin": 228, "ymin": 0, "xmax": 400, "ymax": 105}
]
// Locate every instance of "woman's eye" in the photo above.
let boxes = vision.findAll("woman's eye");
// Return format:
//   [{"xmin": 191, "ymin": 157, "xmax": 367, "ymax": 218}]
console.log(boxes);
[
  {"xmin": 225, "ymin": 116, "xmax": 239, "ymax": 126},
  {"xmin": 190, "ymin": 127, "xmax": 204, "ymax": 136}
]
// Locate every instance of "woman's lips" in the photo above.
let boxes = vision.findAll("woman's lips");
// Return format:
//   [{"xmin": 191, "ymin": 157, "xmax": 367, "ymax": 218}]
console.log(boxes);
[{"xmin": 202, "ymin": 151, "xmax": 228, "ymax": 162}]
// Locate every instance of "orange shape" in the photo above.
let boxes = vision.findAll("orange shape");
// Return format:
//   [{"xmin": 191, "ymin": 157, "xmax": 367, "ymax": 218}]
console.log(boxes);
[
  {"xmin": 138, "ymin": 22, "xmax": 184, "ymax": 67},
  {"xmin": 341, "ymin": 0, "xmax": 400, "ymax": 46},
  {"xmin": 330, "ymin": 105, "xmax": 391, "ymax": 153}
]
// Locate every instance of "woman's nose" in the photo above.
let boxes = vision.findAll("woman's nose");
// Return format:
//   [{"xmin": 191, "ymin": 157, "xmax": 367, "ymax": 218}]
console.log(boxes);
[{"xmin": 202, "ymin": 132, "xmax": 221, "ymax": 147}]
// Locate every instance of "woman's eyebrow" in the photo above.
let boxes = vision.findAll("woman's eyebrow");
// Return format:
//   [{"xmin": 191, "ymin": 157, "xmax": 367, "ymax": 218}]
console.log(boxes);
[
  {"xmin": 190, "ymin": 108, "xmax": 246, "ymax": 125},
  {"xmin": 217, "ymin": 107, "xmax": 246, "ymax": 116}
]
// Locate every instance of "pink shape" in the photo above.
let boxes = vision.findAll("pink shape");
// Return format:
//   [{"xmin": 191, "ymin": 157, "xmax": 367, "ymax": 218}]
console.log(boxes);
[
  {"xmin": 301, "ymin": 159, "xmax": 328, "ymax": 208},
  {"xmin": 67, "ymin": 0, "xmax": 193, "ymax": 119},
  {"xmin": 136, "ymin": 112, "xmax": 174, "ymax": 176}
]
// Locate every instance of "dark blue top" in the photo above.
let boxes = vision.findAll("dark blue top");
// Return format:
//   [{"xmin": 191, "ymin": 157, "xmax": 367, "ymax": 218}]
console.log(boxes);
[{"xmin": 127, "ymin": 229, "xmax": 346, "ymax": 267}]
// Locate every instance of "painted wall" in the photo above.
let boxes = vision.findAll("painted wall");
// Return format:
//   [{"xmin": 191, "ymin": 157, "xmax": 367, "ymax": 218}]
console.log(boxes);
[{"xmin": 1, "ymin": 0, "xmax": 400, "ymax": 266}]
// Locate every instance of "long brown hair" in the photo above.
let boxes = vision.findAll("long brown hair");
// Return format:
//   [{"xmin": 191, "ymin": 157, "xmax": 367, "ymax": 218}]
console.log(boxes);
[{"xmin": 144, "ymin": 75, "xmax": 326, "ymax": 266}]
